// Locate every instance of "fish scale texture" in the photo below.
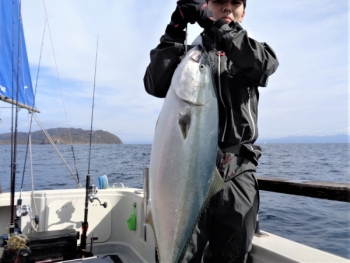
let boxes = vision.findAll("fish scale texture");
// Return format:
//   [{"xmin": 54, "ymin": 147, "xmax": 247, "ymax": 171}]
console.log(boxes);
[{"xmin": 147, "ymin": 46, "xmax": 224, "ymax": 263}]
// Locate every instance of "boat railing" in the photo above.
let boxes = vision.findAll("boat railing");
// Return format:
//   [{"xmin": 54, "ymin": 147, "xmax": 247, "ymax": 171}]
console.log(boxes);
[
  {"xmin": 252, "ymin": 176, "xmax": 349, "ymax": 236},
  {"xmin": 142, "ymin": 168, "xmax": 349, "ymax": 204},
  {"xmin": 256, "ymin": 176, "xmax": 350, "ymax": 203},
  {"xmin": 142, "ymin": 169, "xmax": 350, "ymax": 238}
]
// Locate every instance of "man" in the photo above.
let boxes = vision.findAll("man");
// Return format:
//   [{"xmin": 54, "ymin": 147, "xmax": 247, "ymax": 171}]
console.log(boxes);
[{"xmin": 144, "ymin": 0, "xmax": 279, "ymax": 262}]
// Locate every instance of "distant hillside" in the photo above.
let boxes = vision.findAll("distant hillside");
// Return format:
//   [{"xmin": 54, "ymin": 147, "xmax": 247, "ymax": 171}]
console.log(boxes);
[
  {"xmin": 256, "ymin": 134, "xmax": 349, "ymax": 144},
  {"xmin": 0, "ymin": 128, "xmax": 123, "ymax": 145}
]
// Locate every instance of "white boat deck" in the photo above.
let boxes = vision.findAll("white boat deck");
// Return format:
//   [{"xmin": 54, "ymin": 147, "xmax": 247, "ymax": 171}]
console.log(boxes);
[{"xmin": 0, "ymin": 188, "xmax": 348, "ymax": 263}]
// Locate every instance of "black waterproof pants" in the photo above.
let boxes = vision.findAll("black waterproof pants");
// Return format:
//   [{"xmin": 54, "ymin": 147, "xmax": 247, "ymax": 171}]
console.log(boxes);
[{"xmin": 181, "ymin": 159, "xmax": 259, "ymax": 263}]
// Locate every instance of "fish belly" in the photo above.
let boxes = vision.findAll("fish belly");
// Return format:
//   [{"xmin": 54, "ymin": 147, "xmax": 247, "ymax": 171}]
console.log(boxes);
[{"xmin": 148, "ymin": 46, "xmax": 222, "ymax": 263}]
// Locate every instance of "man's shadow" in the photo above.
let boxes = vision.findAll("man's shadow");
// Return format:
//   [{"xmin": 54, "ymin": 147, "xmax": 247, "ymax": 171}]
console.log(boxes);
[{"xmin": 48, "ymin": 201, "xmax": 81, "ymax": 229}]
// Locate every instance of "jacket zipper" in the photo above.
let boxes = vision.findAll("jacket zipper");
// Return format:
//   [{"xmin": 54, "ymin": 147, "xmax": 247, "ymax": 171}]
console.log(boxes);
[
  {"xmin": 217, "ymin": 51, "xmax": 227, "ymax": 142},
  {"xmin": 247, "ymin": 87, "xmax": 256, "ymax": 142}
]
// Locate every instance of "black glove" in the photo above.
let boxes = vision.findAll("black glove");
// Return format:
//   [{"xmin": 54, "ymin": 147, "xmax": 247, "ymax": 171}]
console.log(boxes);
[
  {"xmin": 170, "ymin": 0, "xmax": 214, "ymax": 31},
  {"xmin": 170, "ymin": 1, "xmax": 195, "ymax": 30},
  {"xmin": 193, "ymin": 0, "xmax": 215, "ymax": 29},
  {"xmin": 210, "ymin": 19, "xmax": 244, "ymax": 39}
]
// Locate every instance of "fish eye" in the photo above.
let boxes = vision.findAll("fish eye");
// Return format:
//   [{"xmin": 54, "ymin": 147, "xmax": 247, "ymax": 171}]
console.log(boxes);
[{"xmin": 199, "ymin": 64, "xmax": 206, "ymax": 70}]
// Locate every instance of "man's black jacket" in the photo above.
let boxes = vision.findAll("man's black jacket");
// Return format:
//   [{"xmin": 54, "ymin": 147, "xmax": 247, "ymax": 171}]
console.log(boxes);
[{"xmin": 144, "ymin": 21, "xmax": 279, "ymax": 156}]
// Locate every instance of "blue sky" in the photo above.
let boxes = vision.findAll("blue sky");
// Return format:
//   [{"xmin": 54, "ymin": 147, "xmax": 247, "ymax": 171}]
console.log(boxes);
[{"xmin": 0, "ymin": 0, "xmax": 348, "ymax": 143}]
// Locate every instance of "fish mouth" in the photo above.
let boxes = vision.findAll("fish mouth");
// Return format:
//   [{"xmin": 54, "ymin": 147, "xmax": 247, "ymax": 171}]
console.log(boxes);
[{"xmin": 190, "ymin": 47, "xmax": 205, "ymax": 63}]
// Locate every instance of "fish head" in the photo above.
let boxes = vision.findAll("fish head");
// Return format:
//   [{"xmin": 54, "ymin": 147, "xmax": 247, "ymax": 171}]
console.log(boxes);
[{"xmin": 173, "ymin": 46, "xmax": 213, "ymax": 106}]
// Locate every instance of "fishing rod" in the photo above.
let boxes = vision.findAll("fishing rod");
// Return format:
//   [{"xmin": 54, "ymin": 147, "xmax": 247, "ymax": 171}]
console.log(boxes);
[
  {"xmin": 87, "ymin": 35, "xmax": 98, "ymax": 177},
  {"xmin": 9, "ymin": 0, "xmax": 23, "ymax": 235},
  {"xmin": 81, "ymin": 35, "xmax": 99, "ymax": 253},
  {"xmin": 9, "ymin": 0, "xmax": 17, "ymax": 234}
]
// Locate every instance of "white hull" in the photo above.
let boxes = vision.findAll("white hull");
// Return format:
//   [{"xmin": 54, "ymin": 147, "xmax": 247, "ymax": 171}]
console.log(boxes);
[{"xmin": 0, "ymin": 188, "xmax": 348, "ymax": 263}]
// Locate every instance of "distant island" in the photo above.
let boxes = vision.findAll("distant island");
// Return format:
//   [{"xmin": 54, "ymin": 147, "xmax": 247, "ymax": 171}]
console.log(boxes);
[
  {"xmin": 0, "ymin": 128, "xmax": 123, "ymax": 145},
  {"xmin": 256, "ymin": 134, "xmax": 349, "ymax": 144}
]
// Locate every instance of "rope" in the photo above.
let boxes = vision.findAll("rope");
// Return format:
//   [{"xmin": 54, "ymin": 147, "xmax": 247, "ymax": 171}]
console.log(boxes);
[
  {"xmin": 41, "ymin": 0, "xmax": 80, "ymax": 184},
  {"xmin": 20, "ymin": 20, "xmax": 47, "ymax": 201},
  {"xmin": 6, "ymin": 234, "xmax": 29, "ymax": 251},
  {"xmin": 28, "ymin": 113, "xmax": 38, "ymax": 221},
  {"xmin": 33, "ymin": 113, "xmax": 82, "ymax": 187}
]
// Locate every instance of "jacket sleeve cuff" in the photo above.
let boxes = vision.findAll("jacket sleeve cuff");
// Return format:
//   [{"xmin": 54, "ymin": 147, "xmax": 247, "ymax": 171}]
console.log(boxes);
[
  {"xmin": 213, "ymin": 19, "xmax": 243, "ymax": 32},
  {"xmin": 165, "ymin": 24, "xmax": 187, "ymax": 39}
]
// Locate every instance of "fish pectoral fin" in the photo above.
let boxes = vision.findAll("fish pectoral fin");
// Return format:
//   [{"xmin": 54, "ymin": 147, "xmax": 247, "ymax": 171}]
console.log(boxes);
[
  {"xmin": 207, "ymin": 167, "xmax": 225, "ymax": 200},
  {"xmin": 178, "ymin": 107, "xmax": 191, "ymax": 139}
]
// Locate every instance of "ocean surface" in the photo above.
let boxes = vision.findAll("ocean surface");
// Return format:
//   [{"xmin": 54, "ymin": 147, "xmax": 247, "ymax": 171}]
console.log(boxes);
[{"xmin": 0, "ymin": 143, "xmax": 349, "ymax": 259}]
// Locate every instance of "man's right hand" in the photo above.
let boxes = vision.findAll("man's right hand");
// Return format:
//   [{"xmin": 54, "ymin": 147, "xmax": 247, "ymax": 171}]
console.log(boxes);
[
  {"xmin": 170, "ymin": 1, "xmax": 195, "ymax": 30},
  {"xmin": 170, "ymin": 0, "xmax": 211, "ymax": 30}
]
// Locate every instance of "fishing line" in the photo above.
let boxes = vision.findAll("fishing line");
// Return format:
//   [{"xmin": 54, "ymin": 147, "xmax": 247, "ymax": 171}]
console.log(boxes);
[
  {"xmin": 184, "ymin": 25, "xmax": 188, "ymax": 54},
  {"xmin": 26, "ymin": 114, "xmax": 38, "ymax": 232},
  {"xmin": 41, "ymin": 0, "xmax": 80, "ymax": 185},
  {"xmin": 20, "ymin": 20, "xmax": 46, "ymax": 192},
  {"xmin": 87, "ymin": 35, "xmax": 99, "ymax": 175},
  {"xmin": 19, "ymin": 20, "xmax": 47, "ymax": 219}
]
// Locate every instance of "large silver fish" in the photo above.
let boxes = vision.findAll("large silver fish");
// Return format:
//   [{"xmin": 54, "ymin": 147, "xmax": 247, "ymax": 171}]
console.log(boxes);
[{"xmin": 146, "ymin": 45, "xmax": 224, "ymax": 263}]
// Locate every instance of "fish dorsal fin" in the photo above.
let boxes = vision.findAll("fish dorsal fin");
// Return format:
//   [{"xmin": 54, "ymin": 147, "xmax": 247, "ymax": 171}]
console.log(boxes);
[{"xmin": 207, "ymin": 167, "xmax": 225, "ymax": 201}]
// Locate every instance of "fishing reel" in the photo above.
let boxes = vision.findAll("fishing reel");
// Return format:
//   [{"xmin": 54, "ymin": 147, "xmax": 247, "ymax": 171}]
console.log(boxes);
[
  {"xmin": 15, "ymin": 199, "xmax": 39, "ymax": 231},
  {"xmin": 16, "ymin": 205, "xmax": 30, "ymax": 218},
  {"xmin": 88, "ymin": 184, "xmax": 107, "ymax": 208}
]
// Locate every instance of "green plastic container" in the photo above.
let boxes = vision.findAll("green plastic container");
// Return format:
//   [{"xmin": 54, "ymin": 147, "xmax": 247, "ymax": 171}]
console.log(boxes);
[{"xmin": 127, "ymin": 203, "xmax": 137, "ymax": 231}]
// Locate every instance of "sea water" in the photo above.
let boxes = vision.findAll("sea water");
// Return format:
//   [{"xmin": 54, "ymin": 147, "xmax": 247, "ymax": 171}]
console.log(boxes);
[{"xmin": 0, "ymin": 143, "xmax": 349, "ymax": 259}]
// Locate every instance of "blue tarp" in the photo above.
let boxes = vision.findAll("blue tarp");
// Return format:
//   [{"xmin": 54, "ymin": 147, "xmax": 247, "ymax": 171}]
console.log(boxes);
[{"xmin": 0, "ymin": 0, "xmax": 35, "ymax": 109}]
